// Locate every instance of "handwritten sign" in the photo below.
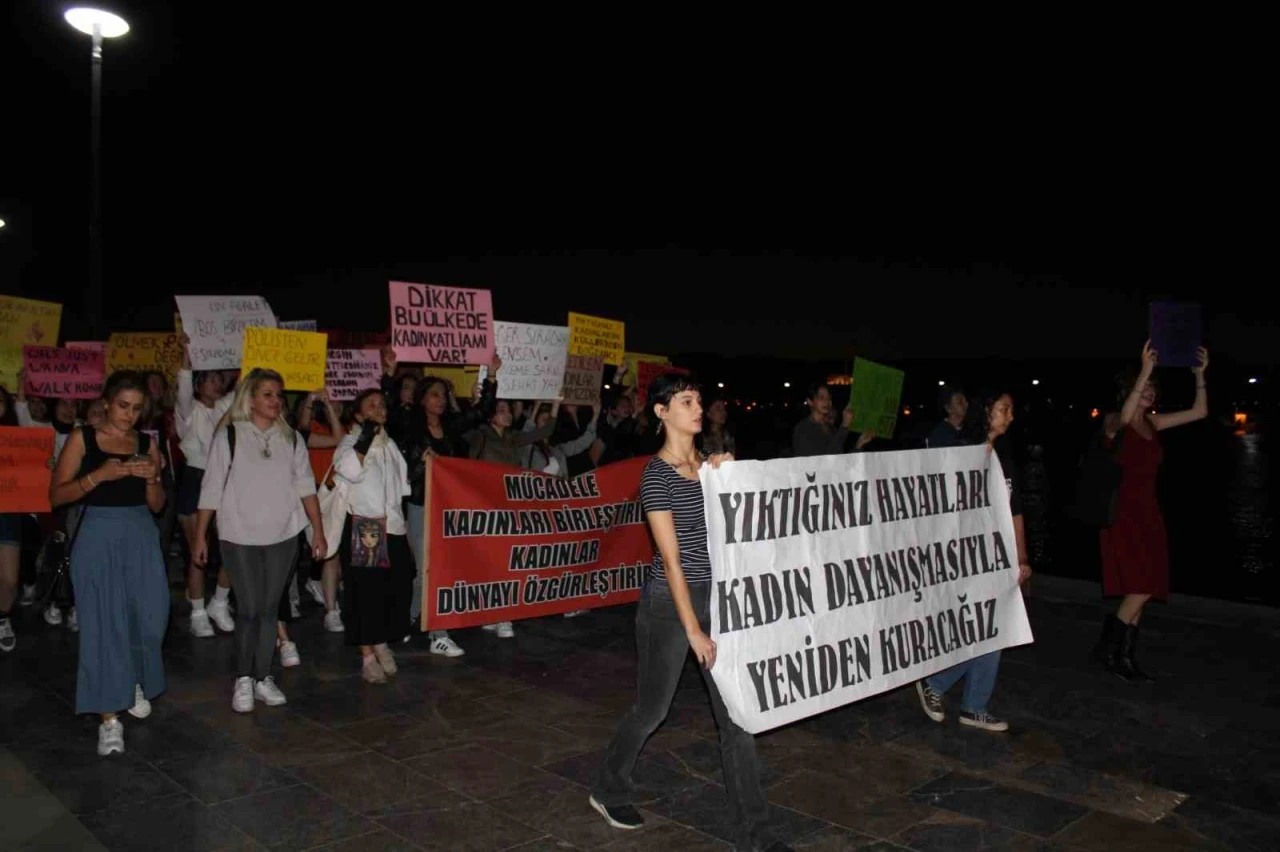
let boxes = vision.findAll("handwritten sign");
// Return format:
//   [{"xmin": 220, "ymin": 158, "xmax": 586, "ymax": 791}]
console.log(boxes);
[
  {"xmin": 325, "ymin": 349, "xmax": 381, "ymax": 401},
  {"xmin": 66, "ymin": 341, "xmax": 108, "ymax": 355},
  {"xmin": 0, "ymin": 426, "xmax": 55, "ymax": 512},
  {"xmin": 280, "ymin": 319, "xmax": 318, "ymax": 332},
  {"xmin": 635, "ymin": 361, "xmax": 690, "ymax": 408},
  {"xmin": 849, "ymin": 357, "xmax": 905, "ymax": 437},
  {"xmin": 0, "ymin": 296, "xmax": 63, "ymax": 390},
  {"xmin": 493, "ymin": 322, "xmax": 569, "ymax": 400},
  {"xmin": 429, "ymin": 365, "xmax": 482, "ymax": 399},
  {"xmin": 175, "ymin": 295, "xmax": 277, "ymax": 370},
  {"xmin": 389, "ymin": 281, "xmax": 494, "ymax": 365},
  {"xmin": 568, "ymin": 312, "xmax": 625, "ymax": 365},
  {"xmin": 22, "ymin": 346, "xmax": 105, "ymax": 400},
  {"xmin": 1149, "ymin": 302, "xmax": 1202, "ymax": 368},
  {"xmin": 562, "ymin": 355, "xmax": 604, "ymax": 406},
  {"xmin": 241, "ymin": 327, "xmax": 328, "ymax": 390},
  {"xmin": 107, "ymin": 332, "xmax": 185, "ymax": 385},
  {"xmin": 620, "ymin": 351, "xmax": 668, "ymax": 386}
]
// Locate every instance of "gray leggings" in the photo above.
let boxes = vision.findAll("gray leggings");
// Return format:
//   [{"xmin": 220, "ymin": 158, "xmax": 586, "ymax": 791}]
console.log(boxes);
[{"xmin": 221, "ymin": 538, "xmax": 298, "ymax": 680}]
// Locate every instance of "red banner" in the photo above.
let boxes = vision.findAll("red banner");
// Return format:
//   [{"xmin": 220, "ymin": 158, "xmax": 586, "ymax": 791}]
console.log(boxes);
[
  {"xmin": 0, "ymin": 426, "xmax": 54, "ymax": 513},
  {"xmin": 424, "ymin": 455, "xmax": 652, "ymax": 630}
]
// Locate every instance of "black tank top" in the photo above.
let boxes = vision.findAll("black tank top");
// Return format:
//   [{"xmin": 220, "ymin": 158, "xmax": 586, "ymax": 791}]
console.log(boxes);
[{"xmin": 76, "ymin": 426, "xmax": 151, "ymax": 507}]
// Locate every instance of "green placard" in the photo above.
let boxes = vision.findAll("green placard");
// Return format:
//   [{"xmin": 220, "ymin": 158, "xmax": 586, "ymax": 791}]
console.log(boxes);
[{"xmin": 848, "ymin": 357, "xmax": 904, "ymax": 437}]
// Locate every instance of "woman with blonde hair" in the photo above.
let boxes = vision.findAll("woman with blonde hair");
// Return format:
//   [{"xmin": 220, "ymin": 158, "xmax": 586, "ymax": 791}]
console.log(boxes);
[{"xmin": 194, "ymin": 368, "xmax": 325, "ymax": 712}]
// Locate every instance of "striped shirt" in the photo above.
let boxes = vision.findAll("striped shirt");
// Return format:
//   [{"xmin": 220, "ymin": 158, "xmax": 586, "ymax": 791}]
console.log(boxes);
[{"xmin": 640, "ymin": 455, "xmax": 711, "ymax": 584}]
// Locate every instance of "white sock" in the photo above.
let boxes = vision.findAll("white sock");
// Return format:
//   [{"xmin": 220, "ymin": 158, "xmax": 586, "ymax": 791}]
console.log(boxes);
[
  {"xmin": 189, "ymin": 597, "xmax": 206, "ymax": 614},
  {"xmin": 213, "ymin": 586, "xmax": 231, "ymax": 603}
]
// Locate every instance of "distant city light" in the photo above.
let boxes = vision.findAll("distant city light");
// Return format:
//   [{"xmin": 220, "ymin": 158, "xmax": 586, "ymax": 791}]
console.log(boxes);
[
  {"xmin": 783, "ymin": 381, "xmax": 791, "ymax": 388},
  {"xmin": 1090, "ymin": 408, "xmax": 1100, "ymax": 419},
  {"xmin": 717, "ymin": 382, "xmax": 725, "ymax": 389},
  {"xmin": 603, "ymin": 384, "xmax": 611, "ymax": 390},
  {"xmin": 902, "ymin": 407, "xmax": 911, "ymax": 416},
  {"xmin": 1248, "ymin": 377, "xmax": 1259, "ymax": 384},
  {"xmin": 1031, "ymin": 379, "xmax": 1041, "ymax": 386},
  {"xmin": 938, "ymin": 380, "xmax": 945, "ymax": 386},
  {"xmin": 0, "ymin": 219, "xmax": 6, "ymax": 229}
]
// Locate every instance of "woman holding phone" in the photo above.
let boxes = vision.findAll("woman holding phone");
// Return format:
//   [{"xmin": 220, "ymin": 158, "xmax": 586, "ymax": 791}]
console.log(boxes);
[
  {"xmin": 589, "ymin": 373, "xmax": 789, "ymax": 852},
  {"xmin": 49, "ymin": 372, "xmax": 170, "ymax": 756}
]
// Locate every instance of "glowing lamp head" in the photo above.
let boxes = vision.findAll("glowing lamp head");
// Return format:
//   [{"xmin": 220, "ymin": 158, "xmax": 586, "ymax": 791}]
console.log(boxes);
[{"xmin": 65, "ymin": 8, "xmax": 130, "ymax": 37}]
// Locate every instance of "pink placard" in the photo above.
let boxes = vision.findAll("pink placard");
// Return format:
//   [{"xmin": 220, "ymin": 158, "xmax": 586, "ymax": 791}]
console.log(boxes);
[
  {"xmin": 22, "ymin": 345, "xmax": 106, "ymax": 400},
  {"xmin": 389, "ymin": 281, "xmax": 494, "ymax": 366},
  {"xmin": 66, "ymin": 341, "xmax": 109, "ymax": 355}
]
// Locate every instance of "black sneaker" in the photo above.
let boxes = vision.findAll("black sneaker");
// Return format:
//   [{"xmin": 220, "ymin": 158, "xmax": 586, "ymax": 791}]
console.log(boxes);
[
  {"xmin": 589, "ymin": 795, "xmax": 644, "ymax": 830},
  {"xmin": 916, "ymin": 681, "xmax": 945, "ymax": 723},
  {"xmin": 959, "ymin": 711, "xmax": 1009, "ymax": 732}
]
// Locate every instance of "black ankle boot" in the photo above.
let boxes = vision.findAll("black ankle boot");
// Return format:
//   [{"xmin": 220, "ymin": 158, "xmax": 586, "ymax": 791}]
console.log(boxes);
[
  {"xmin": 1090, "ymin": 616, "xmax": 1123, "ymax": 666},
  {"xmin": 1118, "ymin": 623, "xmax": 1155, "ymax": 682}
]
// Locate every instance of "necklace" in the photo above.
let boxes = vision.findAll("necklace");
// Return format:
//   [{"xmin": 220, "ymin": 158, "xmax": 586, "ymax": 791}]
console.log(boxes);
[
  {"xmin": 661, "ymin": 448, "xmax": 701, "ymax": 472},
  {"xmin": 250, "ymin": 429, "xmax": 272, "ymax": 459}
]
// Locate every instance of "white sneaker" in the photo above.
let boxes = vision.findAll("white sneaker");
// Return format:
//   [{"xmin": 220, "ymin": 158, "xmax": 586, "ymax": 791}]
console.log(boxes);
[
  {"xmin": 305, "ymin": 579, "xmax": 326, "ymax": 607},
  {"xmin": 190, "ymin": 610, "xmax": 215, "ymax": 638},
  {"xmin": 19, "ymin": 584, "xmax": 37, "ymax": 607},
  {"xmin": 97, "ymin": 718, "xmax": 125, "ymax": 756},
  {"xmin": 232, "ymin": 677, "xmax": 254, "ymax": 713},
  {"xmin": 207, "ymin": 598, "xmax": 235, "ymax": 632},
  {"xmin": 254, "ymin": 676, "xmax": 287, "ymax": 706},
  {"xmin": 44, "ymin": 604, "xmax": 63, "ymax": 626},
  {"xmin": 481, "ymin": 623, "xmax": 499, "ymax": 632},
  {"xmin": 279, "ymin": 641, "xmax": 301, "ymax": 668},
  {"xmin": 127, "ymin": 684, "xmax": 152, "ymax": 719},
  {"xmin": 429, "ymin": 634, "xmax": 465, "ymax": 657},
  {"xmin": 323, "ymin": 610, "xmax": 345, "ymax": 633},
  {"xmin": 496, "ymin": 621, "xmax": 515, "ymax": 639},
  {"xmin": 0, "ymin": 618, "xmax": 15, "ymax": 653},
  {"xmin": 67, "ymin": 606, "xmax": 79, "ymax": 632}
]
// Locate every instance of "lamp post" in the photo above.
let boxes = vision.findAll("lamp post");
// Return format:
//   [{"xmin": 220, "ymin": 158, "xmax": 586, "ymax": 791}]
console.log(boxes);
[{"xmin": 64, "ymin": 7, "xmax": 129, "ymax": 339}]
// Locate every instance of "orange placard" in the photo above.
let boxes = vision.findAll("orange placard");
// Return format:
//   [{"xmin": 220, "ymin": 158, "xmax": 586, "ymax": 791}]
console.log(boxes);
[
  {"xmin": 424, "ymin": 455, "xmax": 651, "ymax": 630},
  {"xmin": 0, "ymin": 426, "xmax": 54, "ymax": 513}
]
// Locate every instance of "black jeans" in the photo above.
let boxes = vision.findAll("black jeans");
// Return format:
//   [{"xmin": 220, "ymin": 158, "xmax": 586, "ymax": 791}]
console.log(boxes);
[
  {"xmin": 221, "ymin": 537, "xmax": 298, "ymax": 680},
  {"xmin": 594, "ymin": 579, "xmax": 770, "ymax": 851}
]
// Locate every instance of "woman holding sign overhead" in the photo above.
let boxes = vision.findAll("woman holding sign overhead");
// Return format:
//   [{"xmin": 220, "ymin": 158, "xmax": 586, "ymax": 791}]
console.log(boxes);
[{"xmin": 590, "ymin": 373, "xmax": 789, "ymax": 852}]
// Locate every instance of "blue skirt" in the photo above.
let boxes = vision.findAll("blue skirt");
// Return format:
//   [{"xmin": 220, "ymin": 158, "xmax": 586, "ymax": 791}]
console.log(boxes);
[{"xmin": 71, "ymin": 505, "xmax": 170, "ymax": 714}]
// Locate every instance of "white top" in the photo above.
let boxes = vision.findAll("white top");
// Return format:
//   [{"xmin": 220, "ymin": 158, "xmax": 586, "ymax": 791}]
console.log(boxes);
[
  {"xmin": 175, "ymin": 369, "xmax": 234, "ymax": 469},
  {"xmin": 334, "ymin": 430, "xmax": 410, "ymax": 536},
  {"xmin": 198, "ymin": 420, "xmax": 317, "ymax": 546}
]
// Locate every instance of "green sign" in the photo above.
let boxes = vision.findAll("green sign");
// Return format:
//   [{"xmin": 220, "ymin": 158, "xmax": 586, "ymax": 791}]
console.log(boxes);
[{"xmin": 849, "ymin": 357, "xmax": 904, "ymax": 437}]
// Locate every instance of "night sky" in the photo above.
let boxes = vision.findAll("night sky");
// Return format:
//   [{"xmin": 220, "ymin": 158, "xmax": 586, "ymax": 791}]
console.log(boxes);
[{"xmin": 2, "ymin": 2, "xmax": 1270, "ymax": 368}]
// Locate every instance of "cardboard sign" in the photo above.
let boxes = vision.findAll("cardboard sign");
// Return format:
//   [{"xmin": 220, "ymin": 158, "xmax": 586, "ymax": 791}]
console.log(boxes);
[
  {"xmin": 389, "ymin": 281, "xmax": 494, "ymax": 365},
  {"xmin": 562, "ymin": 355, "xmax": 604, "ymax": 406},
  {"xmin": 567, "ymin": 312, "xmax": 625, "ymax": 365},
  {"xmin": 325, "ymin": 349, "xmax": 381, "ymax": 401},
  {"xmin": 280, "ymin": 319, "xmax": 319, "ymax": 332},
  {"xmin": 0, "ymin": 426, "xmax": 55, "ymax": 512},
  {"xmin": 0, "ymin": 296, "xmax": 63, "ymax": 390},
  {"xmin": 175, "ymin": 295, "xmax": 278, "ymax": 370},
  {"xmin": 1149, "ymin": 302, "xmax": 1202, "ymax": 368},
  {"xmin": 424, "ymin": 456, "xmax": 650, "ymax": 630},
  {"xmin": 634, "ymin": 361, "xmax": 690, "ymax": 408},
  {"xmin": 429, "ymin": 365, "xmax": 482, "ymax": 400},
  {"xmin": 849, "ymin": 357, "xmax": 905, "ymax": 437},
  {"xmin": 22, "ymin": 346, "xmax": 105, "ymax": 400},
  {"xmin": 107, "ymin": 332, "xmax": 185, "ymax": 385},
  {"xmin": 493, "ymin": 322, "xmax": 570, "ymax": 400},
  {"xmin": 701, "ymin": 445, "xmax": 1033, "ymax": 733},
  {"xmin": 66, "ymin": 341, "xmax": 108, "ymax": 355},
  {"xmin": 620, "ymin": 351, "xmax": 668, "ymax": 386},
  {"xmin": 240, "ymin": 327, "xmax": 328, "ymax": 390}
]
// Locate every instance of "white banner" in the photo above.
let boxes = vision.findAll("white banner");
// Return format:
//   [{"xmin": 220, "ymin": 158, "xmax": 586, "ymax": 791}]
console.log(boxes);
[
  {"xmin": 175, "ymin": 295, "xmax": 277, "ymax": 370},
  {"xmin": 279, "ymin": 319, "xmax": 318, "ymax": 332},
  {"xmin": 494, "ymin": 321, "xmax": 570, "ymax": 400},
  {"xmin": 701, "ymin": 445, "xmax": 1034, "ymax": 734}
]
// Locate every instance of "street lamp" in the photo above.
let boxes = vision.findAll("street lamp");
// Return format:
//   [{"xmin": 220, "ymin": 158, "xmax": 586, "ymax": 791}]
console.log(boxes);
[{"xmin": 64, "ymin": 7, "xmax": 129, "ymax": 339}]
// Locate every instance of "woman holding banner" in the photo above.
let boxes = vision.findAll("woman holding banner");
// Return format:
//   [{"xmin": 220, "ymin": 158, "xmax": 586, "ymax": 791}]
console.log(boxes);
[
  {"xmin": 175, "ymin": 338, "xmax": 237, "ymax": 638},
  {"xmin": 1092, "ymin": 342, "xmax": 1209, "ymax": 682},
  {"xmin": 194, "ymin": 369, "xmax": 325, "ymax": 713},
  {"xmin": 334, "ymin": 388, "xmax": 413, "ymax": 683},
  {"xmin": 915, "ymin": 389, "xmax": 1032, "ymax": 733},
  {"xmin": 590, "ymin": 373, "xmax": 788, "ymax": 852},
  {"xmin": 49, "ymin": 371, "xmax": 169, "ymax": 755}
]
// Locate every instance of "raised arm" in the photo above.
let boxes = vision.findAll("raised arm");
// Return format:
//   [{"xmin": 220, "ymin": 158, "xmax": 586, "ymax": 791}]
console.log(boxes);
[
  {"xmin": 1116, "ymin": 340, "xmax": 1158, "ymax": 435},
  {"xmin": 1150, "ymin": 347, "xmax": 1209, "ymax": 431}
]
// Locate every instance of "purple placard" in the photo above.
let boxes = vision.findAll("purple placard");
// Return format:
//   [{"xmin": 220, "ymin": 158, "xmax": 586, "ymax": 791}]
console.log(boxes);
[{"xmin": 1149, "ymin": 302, "xmax": 1201, "ymax": 368}]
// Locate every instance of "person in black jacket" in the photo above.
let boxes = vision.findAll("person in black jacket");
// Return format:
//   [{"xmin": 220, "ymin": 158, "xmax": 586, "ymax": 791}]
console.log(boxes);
[{"xmin": 382, "ymin": 350, "xmax": 499, "ymax": 656}]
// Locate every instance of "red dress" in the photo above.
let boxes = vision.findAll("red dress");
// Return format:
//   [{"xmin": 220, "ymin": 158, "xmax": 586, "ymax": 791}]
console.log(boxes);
[{"xmin": 1100, "ymin": 423, "xmax": 1169, "ymax": 599}]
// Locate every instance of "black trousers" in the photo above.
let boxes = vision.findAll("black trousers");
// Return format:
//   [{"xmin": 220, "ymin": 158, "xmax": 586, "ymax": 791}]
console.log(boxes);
[
  {"xmin": 339, "ymin": 515, "xmax": 414, "ymax": 647},
  {"xmin": 594, "ymin": 579, "xmax": 770, "ymax": 851},
  {"xmin": 221, "ymin": 537, "xmax": 298, "ymax": 680}
]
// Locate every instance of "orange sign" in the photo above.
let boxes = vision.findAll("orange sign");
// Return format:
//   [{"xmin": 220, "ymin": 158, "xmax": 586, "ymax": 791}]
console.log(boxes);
[{"xmin": 0, "ymin": 426, "xmax": 54, "ymax": 513}]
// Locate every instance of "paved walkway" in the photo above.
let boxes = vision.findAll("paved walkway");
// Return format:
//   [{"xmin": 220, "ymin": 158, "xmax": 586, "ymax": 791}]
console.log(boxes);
[{"xmin": 2, "ymin": 573, "xmax": 1277, "ymax": 852}]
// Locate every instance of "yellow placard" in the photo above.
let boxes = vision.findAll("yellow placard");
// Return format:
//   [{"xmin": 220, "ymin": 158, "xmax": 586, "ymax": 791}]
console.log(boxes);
[
  {"xmin": 0, "ymin": 296, "xmax": 63, "ymax": 390},
  {"xmin": 240, "ymin": 326, "xmax": 328, "ymax": 390},
  {"xmin": 620, "ymin": 351, "xmax": 669, "ymax": 386},
  {"xmin": 428, "ymin": 365, "xmax": 481, "ymax": 399},
  {"xmin": 107, "ymin": 332, "xmax": 185, "ymax": 385},
  {"xmin": 568, "ymin": 312, "xmax": 625, "ymax": 365}
]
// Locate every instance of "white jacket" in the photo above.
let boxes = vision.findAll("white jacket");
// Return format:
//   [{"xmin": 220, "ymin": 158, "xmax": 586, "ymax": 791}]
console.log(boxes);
[{"xmin": 334, "ymin": 429, "xmax": 411, "ymax": 535}]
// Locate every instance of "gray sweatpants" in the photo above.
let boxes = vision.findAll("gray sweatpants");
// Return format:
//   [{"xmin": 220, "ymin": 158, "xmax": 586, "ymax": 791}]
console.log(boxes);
[{"xmin": 221, "ymin": 537, "xmax": 298, "ymax": 680}]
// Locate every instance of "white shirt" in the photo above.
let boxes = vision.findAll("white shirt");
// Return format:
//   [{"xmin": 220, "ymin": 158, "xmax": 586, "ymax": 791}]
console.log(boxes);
[
  {"xmin": 198, "ymin": 420, "xmax": 317, "ymax": 546},
  {"xmin": 175, "ymin": 369, "xmax": 234, "ymax": 469},
  {"xmin": 335, "ymin": 430, "xmax": 410, "ymax": 535}
]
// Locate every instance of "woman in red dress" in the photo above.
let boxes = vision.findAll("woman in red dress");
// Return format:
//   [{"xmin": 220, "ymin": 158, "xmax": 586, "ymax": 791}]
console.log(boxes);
[{"xmin": 1094, "ymin": 340, "xmax": 1208, "ymax": 681}]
